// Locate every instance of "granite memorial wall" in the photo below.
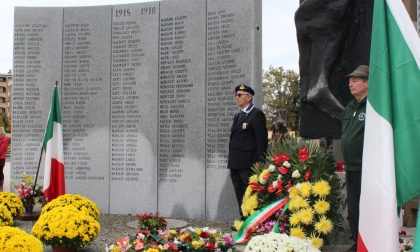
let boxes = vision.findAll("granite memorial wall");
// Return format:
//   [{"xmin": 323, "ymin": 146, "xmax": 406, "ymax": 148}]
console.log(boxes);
[{"xmin": 12, "ymin": 0, "xmax": 261, "ymax": 221}]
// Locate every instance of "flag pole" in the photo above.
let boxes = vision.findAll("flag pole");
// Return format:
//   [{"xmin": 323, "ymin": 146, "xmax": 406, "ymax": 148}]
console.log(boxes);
[
  {"xmin": 32, "ymin": 80, "xmax": 59, "ymax": 198},
  {"xmin": 31, "ymin": 143, "xmax": 44, "ymax": 198}
]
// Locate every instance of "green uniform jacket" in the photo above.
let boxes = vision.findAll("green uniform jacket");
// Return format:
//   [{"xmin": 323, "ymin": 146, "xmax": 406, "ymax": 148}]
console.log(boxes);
[{"xmin": 341, "ymin": 97, "xmax": 367, "ymax": 171}]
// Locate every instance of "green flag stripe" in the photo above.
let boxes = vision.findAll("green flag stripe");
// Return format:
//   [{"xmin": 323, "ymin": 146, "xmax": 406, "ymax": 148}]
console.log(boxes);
[
  {"xmin": 368, "ymin": 0, "xmax": 420, "ymax": 206},
  {"xmin": 42, "ymin": 85, "xmax": 62, "ymax": 147}
]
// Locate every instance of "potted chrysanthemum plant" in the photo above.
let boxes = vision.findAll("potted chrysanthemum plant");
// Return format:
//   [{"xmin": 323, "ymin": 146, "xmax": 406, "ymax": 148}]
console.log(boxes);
[
  {"xmin": 32, "ymin": 194, "xmax": 100, "ymax": 252},
  {"xmin": 0, "ymin": 192, "xmax": 24, "ymax": 218}
]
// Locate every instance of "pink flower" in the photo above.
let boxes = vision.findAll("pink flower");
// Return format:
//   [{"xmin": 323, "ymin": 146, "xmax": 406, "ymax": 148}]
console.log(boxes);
[
  {"xmin": 135, "ymin": 242, "xmax": 144, "ymax": 250},
  {"xmin": 223, "ymin": 234, "xmax": 234, "ymax": 244},
  {"xmin": 117, "ymin": 237, "xmax": 130, "ymax": 246}
]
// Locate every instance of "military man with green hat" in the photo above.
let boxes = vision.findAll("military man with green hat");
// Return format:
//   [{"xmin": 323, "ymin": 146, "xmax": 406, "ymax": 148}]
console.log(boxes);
[{"xmin": 341, "ymin": 65, "xmax": 369, "ymax": 252}]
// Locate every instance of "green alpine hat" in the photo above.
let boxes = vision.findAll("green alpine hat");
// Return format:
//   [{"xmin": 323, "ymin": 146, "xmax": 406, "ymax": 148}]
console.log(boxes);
[{"xmin": 346, "ymin": 65, "xmax": 369, "ymax": 80}]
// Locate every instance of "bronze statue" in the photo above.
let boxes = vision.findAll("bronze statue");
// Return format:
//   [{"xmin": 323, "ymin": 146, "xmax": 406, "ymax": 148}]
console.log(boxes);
[{"xmin": 295, "ymin": 0, "xmax": 373, "ymax": 138}]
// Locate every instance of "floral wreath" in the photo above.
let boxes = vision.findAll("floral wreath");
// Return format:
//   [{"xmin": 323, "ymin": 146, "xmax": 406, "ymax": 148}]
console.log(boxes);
[{"xmin": 234, "ymin": 138, "xmax": 343, "ymax": 249}]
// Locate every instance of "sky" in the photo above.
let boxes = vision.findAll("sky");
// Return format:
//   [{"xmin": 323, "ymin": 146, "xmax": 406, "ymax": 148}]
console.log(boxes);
[{"xmin": 0, "ymin": 0, "xmax": 300, "ymax": 74}]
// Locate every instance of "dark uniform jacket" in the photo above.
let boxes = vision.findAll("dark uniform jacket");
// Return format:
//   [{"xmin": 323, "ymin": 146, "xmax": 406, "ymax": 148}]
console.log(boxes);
[
  {"xmin": 341, "ymin": 97, "xmax": 367, "ymax": 171},
  {"xmin": 228, "ymin": 105, "xmax": 268, "ymax": 170}
]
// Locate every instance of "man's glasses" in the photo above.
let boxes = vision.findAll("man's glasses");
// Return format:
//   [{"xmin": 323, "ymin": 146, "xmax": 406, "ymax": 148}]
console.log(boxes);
[{"xmin": 235, "ymin": 93, "xmax": 250, "ymax": 98}]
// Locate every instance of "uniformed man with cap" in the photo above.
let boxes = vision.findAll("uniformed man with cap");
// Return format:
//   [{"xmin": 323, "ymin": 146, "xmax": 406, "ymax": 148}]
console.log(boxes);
[
  {"xmin": 341, "ymin": 65, "xmax": 369, "ymax": 252},
  {"xmin": 228, "ymin": 84, "xmax": 268, "ymax": 219}
]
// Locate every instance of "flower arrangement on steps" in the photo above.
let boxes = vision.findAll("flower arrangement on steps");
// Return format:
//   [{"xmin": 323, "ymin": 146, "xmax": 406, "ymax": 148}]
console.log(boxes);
[
  {"xmin": 233, "ymin": 137, "xmax": 343, "ymax": 250},
  {"xmin": 14, "ymin": 172, "xmax": 47, "ymax": 214},
  {"xmin": 31, "ymin": 194, "xmax": 100, "ymax": 252},
  {"xmin": 0, "ymin": 226, "xmax": 43, "ymax": 252},
  {"xmin": 108, "ymin": 212, "xmax": 236, "ymax": 252}
]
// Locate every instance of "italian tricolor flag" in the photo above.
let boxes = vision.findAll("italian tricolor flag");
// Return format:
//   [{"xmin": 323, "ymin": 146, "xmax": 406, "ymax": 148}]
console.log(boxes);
[
  {"xmin": 358, "ymin": 0, "xmax": 420, "ymax": 251},
  {"xmin": 42, "ymin": 84, "xmax": 65, "ymax": 201}
]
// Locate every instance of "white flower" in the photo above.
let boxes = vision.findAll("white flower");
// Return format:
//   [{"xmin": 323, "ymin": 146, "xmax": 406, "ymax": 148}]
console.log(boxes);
[
  {"xmin": 259, "ymin": 178, "xmax": 267, "ymax": 184},
  {"xmin": 244, "ymin": 233, "xmax": 320, "ymax": 252},
  {"xmin": 283, "ymin": 161, "xmax": 291, "ymax": 168},
  {"xmin": 295, "ymin": 183, "xmax": 302, "ymax": 190},
  {"xmin": 268, "ymin": 164, "xmax": 276, "ymax": 172},
  {"xmin": 277, "ymin": 174, "xmax": 283, "ymax": 180},
  {"xmin": 292, "ymin": 170, "xmax": 301, "ymax": 178},
  {"xmin": 272, "ymin": 180, "xmax": 278, "ymax": 188}
]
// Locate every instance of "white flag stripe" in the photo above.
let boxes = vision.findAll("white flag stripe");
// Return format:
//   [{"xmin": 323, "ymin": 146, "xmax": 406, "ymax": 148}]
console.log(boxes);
[
  {"xmin": 359, "ymin": 102, "xmax": 399, "ymax": 251},
  {"xmin": 386, "ymin": 0, "xmax": 420, "ymax": 68},
  {"xmin": 43, "ymin": 121, "xmax": 64, "ymax": 191}
]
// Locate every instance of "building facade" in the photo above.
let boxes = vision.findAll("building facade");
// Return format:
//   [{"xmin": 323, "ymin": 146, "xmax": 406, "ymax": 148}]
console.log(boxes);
[{"xmin": 0, "ymin": 74, "xmax": 12, "ymax": 118}]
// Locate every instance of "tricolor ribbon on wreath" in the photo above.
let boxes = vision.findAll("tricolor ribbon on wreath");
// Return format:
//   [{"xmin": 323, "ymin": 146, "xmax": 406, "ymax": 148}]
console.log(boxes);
[{"xmin": 234, "ymin": 197, "xmax": 289, "ymax": 244}]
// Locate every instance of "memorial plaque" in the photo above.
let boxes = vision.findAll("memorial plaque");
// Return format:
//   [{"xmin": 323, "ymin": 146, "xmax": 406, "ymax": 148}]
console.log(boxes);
[
  {"xmin": 61, "ymin": 6, "xmax": 112, "ymax": 212},
  {"xmin": 205, "ymin": 0, "xmax": 262, "ymax": 221},
  {"xmin": 13, "ymin": 0, "xmax": 261, "ymax": 221},
  {"xmin": 110, "ymin": 2, "xmax": 159, "ymax": 214},
  {"xmin": 12, "ymin": 8, "xmax": 63, "ymax": 180},
  {"xmin": 158, "ymin": 0, "xmax": 206, "ymax": 219}
]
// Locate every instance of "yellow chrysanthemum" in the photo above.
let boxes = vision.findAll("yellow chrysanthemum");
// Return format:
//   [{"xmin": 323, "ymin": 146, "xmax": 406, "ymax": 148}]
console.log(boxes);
[
  {"xmin": 241, "ymin": 194, "xmax": 258, "ymax": 217},
  {"xmin": 289, "ymin": 195, "xmax": 309, "ymax": 210},
  {"xmin": 249, "ymin": 174, "xmax": 259, "ymax": 183},
  {"xmin": 233, "ymin": 220, "xmax": 244, "ymax": 231},
  {"xmin": 145, "ymin": 249, "xmax": 159, "ymax": 252},
  {"xmin": 0, "ymin": 227, "xmax": 43, "ymax": 252},
  {"xmin": 312, "ymin": 180, "xmax": 331, "ymax": 197},
  {"xmin": 0, "ymin": 192, "xmax": 24, "ymax": 218},
  {"xmin": 314, "ymin": 199, "xmax": 331, "ymax": 214},
  {"xmin": 244, "ymin": 186, "xmax": 253, "ymax": 198},
  {"xmin": 0, "ymin": 205, "xmax": 13, "ymax": 227},
  {"xmin": 300, "ymin": 182, "xmax": 312, "ymax": 198},
  {"xmin": 298, "ymin": 208, "xmax": 314, "ymax": 225},
  {"xmin": 192, "ymin": 240, "xmax": 204, "ymax": 249},
  {"xmin": 290, "ymin": 226, "xmax": 306, "ymax": 239},
  {"xmin": 310, "ymin": 232, "xmax": 324, "ymax": 249},
  {"xmin": 289, "ymin": 212, "xmax": 300, "ymax": 226},
  {"xmin": 31, "ymin": 205, "xmax": 100, "ymax": 248},
  {"xmin": 40, "ymin": 194, "xmax": 100, "ymax": 220},
  {"xmin": 315, "ymin": 216, "xmax": 333, "ymax": 234},
  {"xmin": 288, "ymin": 186, "xmax": 300, "ymax": 199},
  {"xmin": 195, "ymin": 228, "xmax": 201, "ymax": 235},
  {"xmin": 179, "ymin": 233, "xmax": 189, "ymax": 241}
]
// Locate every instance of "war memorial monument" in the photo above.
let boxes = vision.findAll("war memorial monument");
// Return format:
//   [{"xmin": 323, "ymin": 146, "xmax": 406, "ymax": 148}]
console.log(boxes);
[{"xmin": 12, "ymin": 0, "xmax": 262, "ymax": 221}]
